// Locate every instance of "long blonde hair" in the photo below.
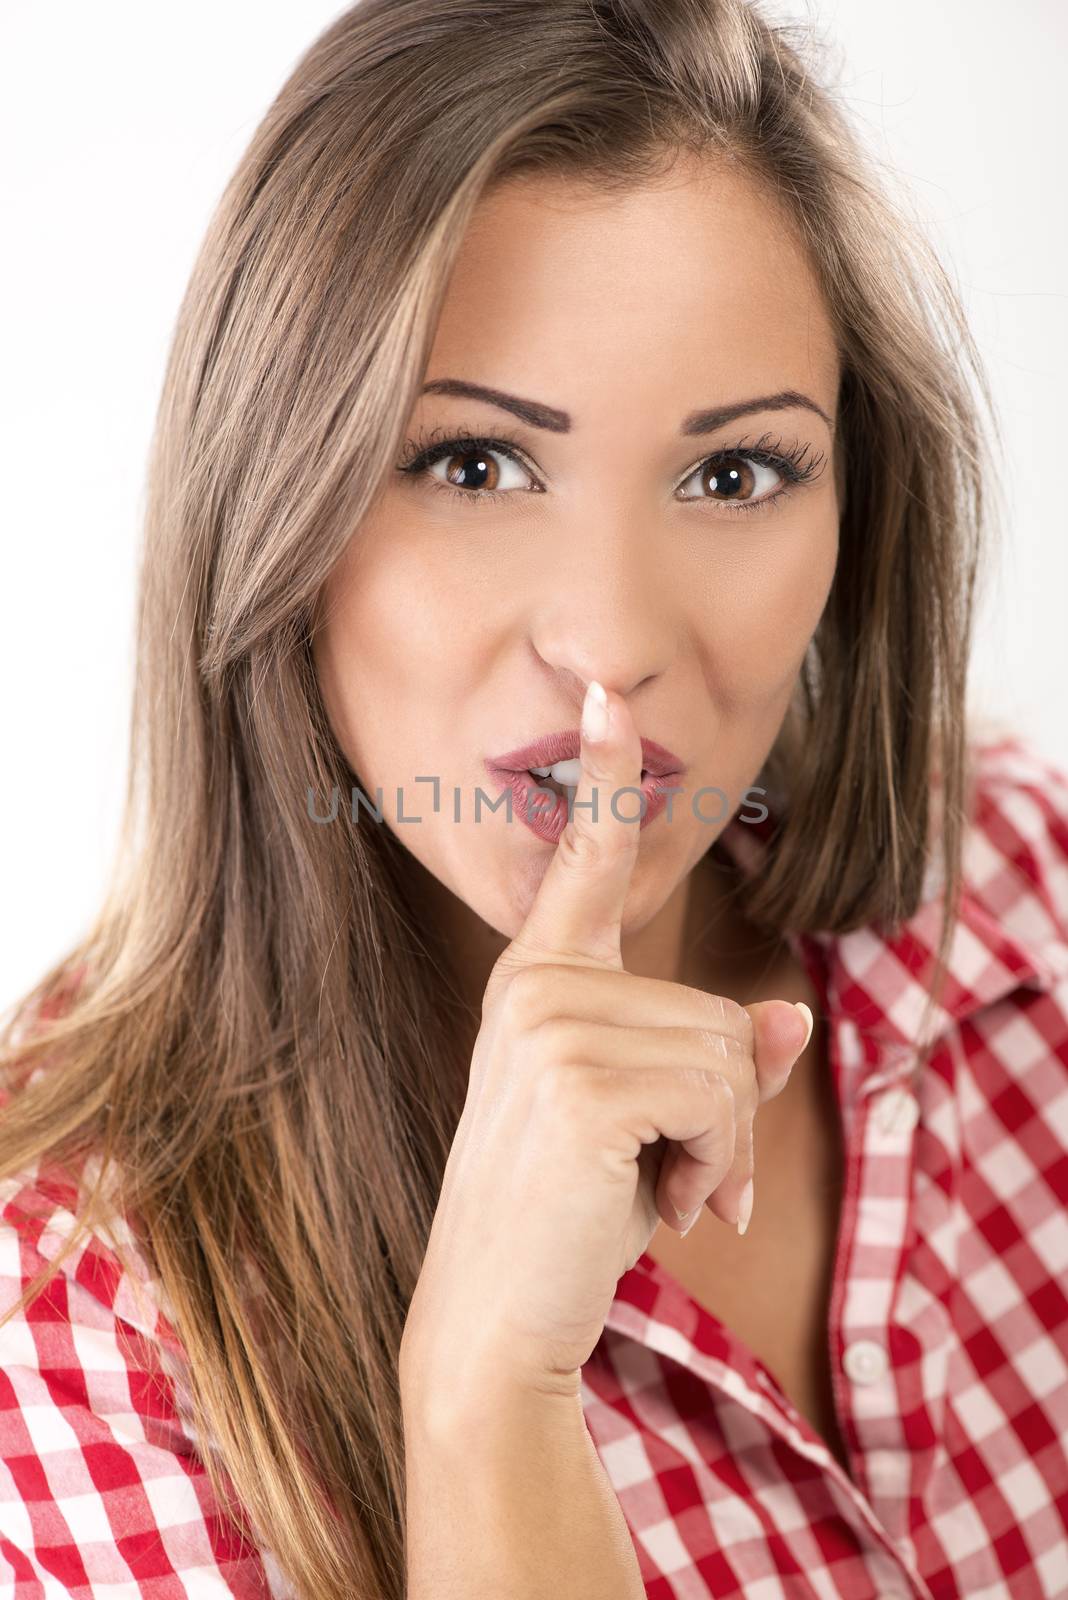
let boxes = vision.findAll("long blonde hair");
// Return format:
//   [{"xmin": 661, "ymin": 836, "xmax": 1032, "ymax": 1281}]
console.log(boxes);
[{"xmin": 0, "ymin": 1, "xmax": 997, "ymax": 1593}]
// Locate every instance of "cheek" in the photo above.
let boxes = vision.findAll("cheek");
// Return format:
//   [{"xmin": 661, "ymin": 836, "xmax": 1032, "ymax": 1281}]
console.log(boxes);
[
  {"xmin": 699, "ymin": 511, "xmax": 837, "ymax": 705},
  {"xmin": 313, "ymin": 534, "xmax": 481, "ymax": 783},
  {"xmin": 343, "ymin": 518, "xmax": 484, "ymax": 679}
]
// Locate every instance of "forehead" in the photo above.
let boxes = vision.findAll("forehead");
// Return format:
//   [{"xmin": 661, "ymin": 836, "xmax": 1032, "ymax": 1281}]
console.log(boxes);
[{"xmin": 426, "ymin": 153, "xmax": 840, "ymax": 422}]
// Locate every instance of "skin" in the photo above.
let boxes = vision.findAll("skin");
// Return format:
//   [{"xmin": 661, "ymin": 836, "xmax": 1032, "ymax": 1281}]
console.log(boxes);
[
  {"xmin": 312, "ymin": 147, "xmax": 845, "ymax": 1142},
  {"xmin": 314, "ymin": 159, "xmax": 849, "ymax": 1463}
]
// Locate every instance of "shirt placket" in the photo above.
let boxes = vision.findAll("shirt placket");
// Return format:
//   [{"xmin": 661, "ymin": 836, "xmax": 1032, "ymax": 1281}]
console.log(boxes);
[{"xmin": 821, "ymin": 1014, "xmax": 937, "ymax": 1598}]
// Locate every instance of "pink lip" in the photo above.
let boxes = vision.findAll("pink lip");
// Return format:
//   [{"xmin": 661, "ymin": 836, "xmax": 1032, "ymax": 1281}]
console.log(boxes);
[
  {"xmin": 482, "ymin": 730, "xmax": 686, "ymax": 845},
  {"xmin": 482, "ymin": 766, "xmax": 681, "ymax": 844},
  {"xmin": 487, "ymin": 729, "xmax": 685, "ymax": 779}
]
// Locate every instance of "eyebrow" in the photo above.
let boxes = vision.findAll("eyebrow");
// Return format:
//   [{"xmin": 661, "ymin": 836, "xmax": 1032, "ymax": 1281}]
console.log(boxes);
[{"xmin": 419, "ymin": 377, "xmax": 834, "ymax": 436}]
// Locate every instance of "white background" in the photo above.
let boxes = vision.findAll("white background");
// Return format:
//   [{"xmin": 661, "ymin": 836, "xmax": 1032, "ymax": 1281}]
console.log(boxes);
[{"xmin": 2, "ymin": 1, "xmax": 1065, "ymax": 1018}]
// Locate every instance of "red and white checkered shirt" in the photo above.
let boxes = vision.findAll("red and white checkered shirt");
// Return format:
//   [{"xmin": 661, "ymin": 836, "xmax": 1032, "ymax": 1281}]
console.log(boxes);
[{"xmin": 2, "ymin": 732, "xmax": 1067, "ymax": 1597}]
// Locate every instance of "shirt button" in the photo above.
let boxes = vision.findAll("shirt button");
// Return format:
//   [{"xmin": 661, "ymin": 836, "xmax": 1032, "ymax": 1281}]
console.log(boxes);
[
  {"xmin": 873, "ymin": 1084, "xmax": 920, "ymax": 1135},
  {"xmin": 842, "ymin": 1339, "xmax": 889, "ymax": 1384}
]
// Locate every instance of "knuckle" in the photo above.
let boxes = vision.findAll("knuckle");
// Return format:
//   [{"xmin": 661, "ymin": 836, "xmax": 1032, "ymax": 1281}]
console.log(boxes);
[
  {"xmin": 525, "ymin": 1013, "xmax": 581, "ymax": 1064},
  {"xmin": 693, "ymin": 1025, "xmax": 732, "ymax": 1061},
  {"xmin": 533, "ymin": 1055, "xmax": 592, "ymax": 1119},
  {"xmin": 492, "ymin": 960, "xmax": 555, "ymax": 1028},
  {"xmin": 694, "ymin": 986, "xmax": 725, "ymax": 1020},
  {"xmin": 562, "ymin": 814, "xmax": 636, "ymax": 870},
  {"xmin": 555, "ymin": 826, "xmax": 600, "ymax": 871},
  {"xmin": 691, "ymin": 1025, "xmax": 749, "ymax": 1086},
  {"xmin": 688, "ymin": 1054, "xmax": 756, "ymax": 1118},
  {"xmin": 695, "ymin": 987, "xmax": 750, "ymax": 1039},
  {"xmin": 723, "ymin": 993, "xmax": 754, "ymax": 1044},
  {"xmin": 736, "ymin": 1055, "xmax": 760, "ymax": 1115},
  {"xmin": 691, "ymin": 1065, "xmax": 734, "ymax": 1102}
]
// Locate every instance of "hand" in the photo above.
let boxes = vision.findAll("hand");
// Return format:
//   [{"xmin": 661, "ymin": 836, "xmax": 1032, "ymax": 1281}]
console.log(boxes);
[{"xmin": 399, "ymin": 681, "xmax": 811, "ymax": 1407}]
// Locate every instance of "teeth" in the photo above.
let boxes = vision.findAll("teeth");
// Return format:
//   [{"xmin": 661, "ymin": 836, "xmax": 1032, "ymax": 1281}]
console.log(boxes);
[
  {"xmin": 528, "ymin": 759, "xmax": 649, "ymax": 785},
  {"xmin": 528, "ymin": 759, "xmax": 582, "ymax": 786}
]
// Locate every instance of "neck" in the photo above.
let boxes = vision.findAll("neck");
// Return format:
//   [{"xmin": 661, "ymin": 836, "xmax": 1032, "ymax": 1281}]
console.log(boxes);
[{"xmin": 403, "ymin": 843, "xmax": 781, "ymax": 1023}]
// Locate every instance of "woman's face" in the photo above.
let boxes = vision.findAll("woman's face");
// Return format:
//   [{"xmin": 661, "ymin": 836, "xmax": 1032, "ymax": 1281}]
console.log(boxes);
[{"xmin": 313, "ymin": 152, "xmax": 843, "ymax": 944}]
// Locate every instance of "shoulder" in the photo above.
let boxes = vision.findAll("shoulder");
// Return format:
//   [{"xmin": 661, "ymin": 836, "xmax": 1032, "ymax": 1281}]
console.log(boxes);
[
  {"xmin": 0, "ymin": 1147, "xmax": 184, "ymax": 1363},
  {"xmin": 959, "ymin": 726, "xmax": 1068, "ymax": 966},
  {"xmin": 0, "ymin": 974, "xmax": 183, "ymax": 1363},
  {"xmin": 945, "ymin": 730, "xmax": 1068, "ymax": 1209},
  {"xmin": 0, "ymin": 1149, "xmax": 195, "ymax": 1491},
  {"xmin": 966, "ymin": 726, "xmax": 1068, "ymax": 879},
  {"xmin": 0, "ymin": 1153, "xmax": 287, "ymax": 1597},
  {"xmin": 931, "ymin": 728, "xmax": 1068, "ymax": 1146},
  {"xmin": 813, "ymin": 726, "xmax": 1068, "ymax": 1054}
]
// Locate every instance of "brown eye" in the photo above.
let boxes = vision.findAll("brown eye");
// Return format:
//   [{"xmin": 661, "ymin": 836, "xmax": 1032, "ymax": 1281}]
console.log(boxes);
[
  {"xmin": 439, "ymin": 447, "xmax": 501, "ymax": 492},
  {"xmin": 420, "ymin": 442, "xmax": 536, "ymax": 498},
  {"xmin": 702, "ymin": 456, "xmax": 756, "ymax": 502},
  {"xmin": 677, "ymin": 452, "xmax": 782, "ymax": 507}
]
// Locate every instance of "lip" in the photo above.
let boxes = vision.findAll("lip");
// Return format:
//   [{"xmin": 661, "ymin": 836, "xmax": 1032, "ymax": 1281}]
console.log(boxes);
[
  {"xmin": 482, "ymin": 730, "xmax": 686, "ymax": 846},
  {"xmin": 482, "ymin": 766, "xmax": 681, "ymax": 843},
  {"xmin": 487, "ymin": 729, "xmax": 685, "ymax": 779}
]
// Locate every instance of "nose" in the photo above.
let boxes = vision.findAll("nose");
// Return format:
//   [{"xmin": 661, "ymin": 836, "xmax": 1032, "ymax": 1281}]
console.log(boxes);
[{"xmin": 526, "ymin": 528, "xmax": 678, "ymax": 701}]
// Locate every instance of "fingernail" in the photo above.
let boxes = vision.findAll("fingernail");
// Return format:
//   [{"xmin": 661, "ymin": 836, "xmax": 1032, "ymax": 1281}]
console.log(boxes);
[
  {"xmin": 793, "ymin": 1001, "xmax": 814, "ymax": 1054},
  {"xmin": 736, "ymin": 1178, "xmax": 754, "ymax": 1236},
  {"xmin": 681, "ymin": 1207, "xmax": 701, "ymax": 1237},
  {"xmin": 581, "ymin": 680, "xmax": 609, "ymax": 742}
]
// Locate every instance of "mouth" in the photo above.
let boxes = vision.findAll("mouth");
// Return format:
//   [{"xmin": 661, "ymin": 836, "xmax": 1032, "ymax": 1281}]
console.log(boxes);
[
  {"xmin": 486, "ymin": 729, "xmax": 685, "ymax": 783},
  {"xmin": 481, "ymin": 757, "xmax": 683, "ymax": 843},
  {"xmin": 532, "ymin": 769, "xmax": 649, "ymax": 797}
]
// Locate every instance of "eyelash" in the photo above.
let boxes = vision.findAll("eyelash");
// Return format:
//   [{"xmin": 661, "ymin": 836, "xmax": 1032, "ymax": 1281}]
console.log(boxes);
[{"xmin": 394, "ymin": 423, "xmax": 827, "ymax": 516}]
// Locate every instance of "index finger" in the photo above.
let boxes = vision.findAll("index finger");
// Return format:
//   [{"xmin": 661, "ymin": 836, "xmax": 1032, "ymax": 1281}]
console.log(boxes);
[{"xmin": 496, "ymin": 680, "xmax": 645, "ymax": 975}]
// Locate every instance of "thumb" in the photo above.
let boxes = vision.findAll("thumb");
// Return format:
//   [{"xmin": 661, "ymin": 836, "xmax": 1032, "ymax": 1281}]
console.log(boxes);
[
  {"xmin": 746, "ymin": 997, "xmax": 815, "ymax": 1102},
  {"xmin": 492, "ymin": 680, "xmax": 645, "ymax": 980}
]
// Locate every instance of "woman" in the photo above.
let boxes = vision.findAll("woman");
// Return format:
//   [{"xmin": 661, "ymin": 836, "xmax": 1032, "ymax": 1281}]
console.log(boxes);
[{"xmin": 2, "ymin": 0, "xmax": 1066, "ymax": 1596}]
